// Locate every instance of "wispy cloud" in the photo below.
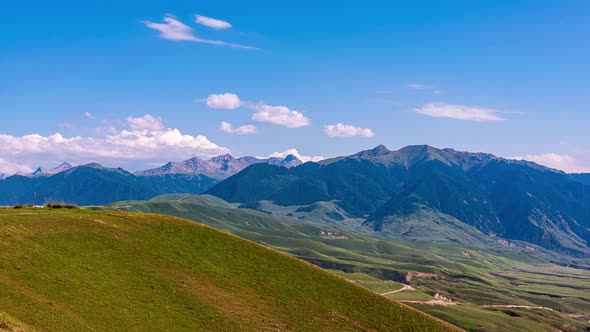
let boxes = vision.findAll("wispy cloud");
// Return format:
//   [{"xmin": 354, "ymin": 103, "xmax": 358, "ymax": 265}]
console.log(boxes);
[
  {"xmin": 267, "ymin": 149, "xmax": 324, "ymax": 163},
  {"xmin": 407, "ymin": 83, "xmax": 441, "ymax": 94},
  {"xmin": 144, "ymin": 16, "xmax": 197, "ymax": 41},
  {"xmin": 412, "ymin": 102, "xmax": 506, "ymax": 122},
  {"xmin": 195, "ymin": 15, "xmax": 232, "ymax": 30},
  {"xmin": 323, "ymin": 123, "xmax": 375, "ymax": 138},
  {"xmin": 84, "ymin": 112, "xmax": 95, "ymax": 120},
  {"xmin": 407, "ymin": 83, "xmax": 431, "ymax": 90},
  {"xmin": 219, "ymin": 121, "xmax": 258, "ymax": 135},
  {"xmin": 143, "ymin": 16, "xmax": 256, "ymax": 49},
  {"xmin": 511, "ymin": 153, "xmax": 589, "ymax": 173}
]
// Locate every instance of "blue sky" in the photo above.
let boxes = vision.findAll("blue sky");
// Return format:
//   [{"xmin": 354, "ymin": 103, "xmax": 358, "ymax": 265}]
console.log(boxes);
[{"xmin": 1, "ymin": 1, "xmax": 589, "ymax": 173}]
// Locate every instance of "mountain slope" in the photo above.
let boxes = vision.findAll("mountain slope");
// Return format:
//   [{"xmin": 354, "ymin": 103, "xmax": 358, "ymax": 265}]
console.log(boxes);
[
  {"xmin": 0, "ymin": 208, "xmax": 457, "ymax": 332},
  {"xmin": 571, "ymin": 173, "xmax": 590, "ymax": 186},
  {"xmin": 207, "ymin": 158, "xmax": 405, "ymax": 217},
  {"xmin": 207, "ymin": 145, "xmax": 590, "ymax": 256}
]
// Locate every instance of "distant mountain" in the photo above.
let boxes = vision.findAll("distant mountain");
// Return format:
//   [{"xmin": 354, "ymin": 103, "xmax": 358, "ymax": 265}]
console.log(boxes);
[
  {"xmin": 29, "ymin": 162, "xmax": 73, "ymax": 177},
  {"xmin": 0, "ymin": 163, "xmax": 217, "ymax": 206},
  {"xmin": 207, "ymin": 145, "xmax": 590, "ymax": 256},
  {"xmin": 0, "ymin": 154, "xmax": 304, "ymax": 206},
  {"xmin": 48, "ymin": 162, "xmax": 73, "ymax": 174},
  {"xmin": 135, "ymin": 154, "xmax": 302, "ymax": 179},
  {"xmin": 267, "ymin": 154, "xmax": 303, "ymax": 168},
  {"xmin": 571, "ymin": 173, "xmax": 590, "ymax": 186},
  {"xmin": 30, "ymin": 167, "xmax": 47, "ymax": 177}
]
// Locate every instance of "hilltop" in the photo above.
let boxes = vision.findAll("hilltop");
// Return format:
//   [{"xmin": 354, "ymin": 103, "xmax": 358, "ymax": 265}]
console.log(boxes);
[{"xmin": 0, "ymin": 208, "xmax": 456, "ymax": 332}]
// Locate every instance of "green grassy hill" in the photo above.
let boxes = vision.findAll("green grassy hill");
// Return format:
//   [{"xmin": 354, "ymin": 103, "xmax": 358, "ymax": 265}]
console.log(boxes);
[
  {"xmin": 107, "ymin": 195, "xmax": 590, "ymax": 331},
  {"xmin": 0, "ymin": 208, "xmax": 457, "ymax": 332}
]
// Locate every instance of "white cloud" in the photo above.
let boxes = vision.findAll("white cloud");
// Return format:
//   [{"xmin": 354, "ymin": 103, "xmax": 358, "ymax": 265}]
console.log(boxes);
[
  {"xmin": 143, "ymin": 16, "xmax": 256, "ymax": 49},
  {"xmin": 323, "ymin": 123, "xmax": 375, "ymax": 138},
  {"xmin": 127, "ymin": 115, "xmax": 164, "ymax": 131},
  {"xmin": 219, "ymin": 121, "xmax": 258, "ymax": 135},
  {"xmin": 511, "ymin": 153, "xmax": 589, "ymax": 173},
  {"xmin": 251, "ymin": 102, "xmax": 311, "ymax": 128},
  {"xmin": 0, "ymin": 158, "xmax": 33, "ymax": 175},
  {"xmin": 84, "ymin": 112, "xmax": 95, "ymax": 120},
  {"xmin": 267, "ymin": 149, "xmax": 324, "ymax": 163},
  {"xmin": 144, "ymin": 16, "xmax": 198, "ymax": 41},
  {"xmin": 0, "ymin": 116, "xmax": 229, "ymax": 174},
  {"xmin": 195, "ymin": 15, "xmax": 232, "ymax": 29},
  {"xmin": 105, "ymin": 129, "xmax": 226, "ymax": 157},
  {"xmin": 206, "ymin": 93, "xmax": 241, "ymax": 109},
  {"xmin": 201, "ymin": 93, "xmax": 311, "ymax": 128},
  {"xmin": 412, "ymin": 102, "xmax": 506, "ymax": 122}
]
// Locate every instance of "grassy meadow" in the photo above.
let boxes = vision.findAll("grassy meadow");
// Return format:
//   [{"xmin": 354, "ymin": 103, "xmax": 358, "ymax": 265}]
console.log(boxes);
[{"xmin": 0, "ymin": 207, "xmax": 457, "ymax": 331}]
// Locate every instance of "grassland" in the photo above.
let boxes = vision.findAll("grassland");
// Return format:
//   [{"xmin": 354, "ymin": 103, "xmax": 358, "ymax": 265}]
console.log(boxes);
[
  {"xmin": 107, "ymin": 195, "xmax": 590, "ymax": 331},
  {"xmin": 0, "ymin": 208, "xmax": 458, "ymax": 332}
]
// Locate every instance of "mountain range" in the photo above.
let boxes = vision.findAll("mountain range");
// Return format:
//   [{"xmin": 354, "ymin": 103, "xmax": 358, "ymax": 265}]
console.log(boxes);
[
  {"xmin": 0, "ymin": 154, "xmax": 302, "ymax": 206},
  {"xmin": 206, "ymin": 145, "xmax": 590, "ymax": 256},
  {"xmin": 1, "ymin": 145, "xmax": 589, "ymax": 257},
  {"xmin": 0, "ymin": 163, "xmax": 217, "ymax": 206},
  {"xmin": 29, "ymin": 162, "xmax": 73, "ymax": 177},
  {"xmin": 135, "ymin": 154, "xmax": 302, "ymax": 179}
]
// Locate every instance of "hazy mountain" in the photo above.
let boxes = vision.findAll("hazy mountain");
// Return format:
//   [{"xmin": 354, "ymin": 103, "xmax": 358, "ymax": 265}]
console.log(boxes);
[
  {"xmin": 20, "ymin": 162, "xmax": 74, "ymax": 178},
  {"xmin": 135, "ymin": 154, "xmax": 302, "ymax": 179},
  {"xmin": 30, "ymin": 167, "xmax": 48, "ymax": 177},
  {"xmin": 207, "ymin": 145, "xmax": 590, "ymax": 256},
  {"xmin": 47, "ymin": 162, "xmax": 73, "ymax": 174},
  {"xmin": 0, "ymin": 163, "xmax": 217, "ymax": 206}
]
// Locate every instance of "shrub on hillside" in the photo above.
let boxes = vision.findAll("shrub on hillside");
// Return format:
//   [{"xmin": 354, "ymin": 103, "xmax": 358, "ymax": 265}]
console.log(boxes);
[
  {"xmin": 13, "ymin": 204, "xmax": 33, "ymax": 209},
  {"xmin": 46, "ymin": 203, "xmax": 78, "ymax": 209}
]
